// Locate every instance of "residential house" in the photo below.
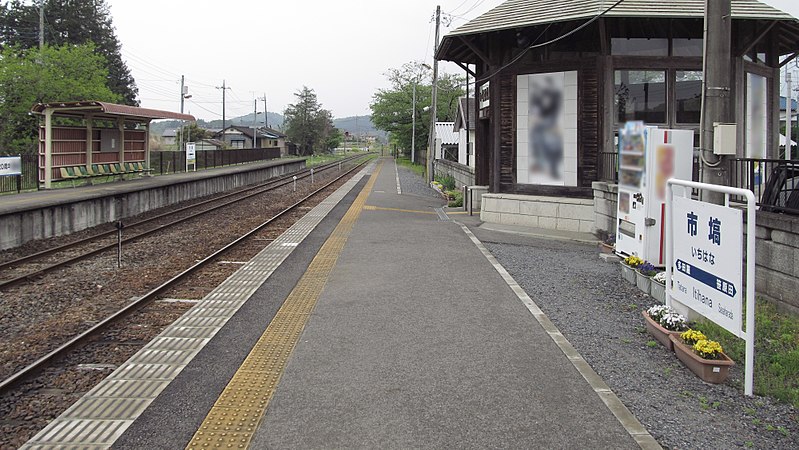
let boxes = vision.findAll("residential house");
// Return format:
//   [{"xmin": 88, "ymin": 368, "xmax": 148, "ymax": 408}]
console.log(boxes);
[
  {"xmin": 453, "ymin": 97, "xmax": 476, "ymax": 168},
  {"xmin": 216, "ymin": 125, "xmax": 288, "ymax": 156}
]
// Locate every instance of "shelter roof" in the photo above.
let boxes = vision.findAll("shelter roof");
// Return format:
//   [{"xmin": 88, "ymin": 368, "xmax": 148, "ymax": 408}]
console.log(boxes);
[
  {"xmin": 31, "ymin": 101, "xmax": 195, "ymax": 122},
  {"xmin": 447, "ymin": 0, "xmax": 794, "ymax": 37},
  {"xmin": 438, "ymin": 0, "xmax": 799, "ymax": 62}
]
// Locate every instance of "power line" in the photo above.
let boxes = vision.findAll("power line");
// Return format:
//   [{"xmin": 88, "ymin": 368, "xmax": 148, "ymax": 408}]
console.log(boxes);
[{"xmin": 476, "ymin": 0, "xmax": 625, "ymax": 83}]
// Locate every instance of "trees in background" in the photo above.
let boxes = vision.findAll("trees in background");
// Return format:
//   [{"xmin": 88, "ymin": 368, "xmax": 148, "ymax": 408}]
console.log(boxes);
[
  {"xmin": 0, "ymin": 0, "xmax": 138, "ymax": 105},
  {"xmin": 284, "ymin": 86, "xmax": 340, "ymax": 155},
  {"xmin": 0, "ymin": 43, "xmax": 121, "ymax": 153},
  {"xmin": 370, "ymin": 61, "xmax": 464, "ymax": 160}
]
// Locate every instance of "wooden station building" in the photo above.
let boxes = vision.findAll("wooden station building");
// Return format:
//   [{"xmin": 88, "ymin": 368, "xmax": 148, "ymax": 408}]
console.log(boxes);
[{"xmin": 437, "ymin": 0, "xmax": 799, "ymax": 232}]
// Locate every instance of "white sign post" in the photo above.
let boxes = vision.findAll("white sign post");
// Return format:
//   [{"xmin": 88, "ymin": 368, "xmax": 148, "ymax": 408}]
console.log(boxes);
[
  {"xmin": 186, "ymin": 142, "xmax": 196, "ymax": 172},
  {"xmin": 666, "ymin": 179, "xmax": 756, "ymax": 396}
]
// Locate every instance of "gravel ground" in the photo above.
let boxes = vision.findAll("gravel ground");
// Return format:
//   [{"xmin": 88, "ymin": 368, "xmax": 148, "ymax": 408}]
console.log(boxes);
[
  {"xmin": 396, "ymin": 161, "xmax": 442, "ymax": 199},
  {"xmin": 482, "ymin": 237, "xmax": 798, "ymax": 449},
  {"xmin": 399, "ymin": 163, "xmax": 797, "ymax": 448}
]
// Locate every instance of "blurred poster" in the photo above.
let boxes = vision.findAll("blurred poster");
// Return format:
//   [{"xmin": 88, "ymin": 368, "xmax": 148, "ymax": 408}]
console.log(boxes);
[{"xmin": 527, "ymin": 73, "xmax": 564, "ymax": 184}]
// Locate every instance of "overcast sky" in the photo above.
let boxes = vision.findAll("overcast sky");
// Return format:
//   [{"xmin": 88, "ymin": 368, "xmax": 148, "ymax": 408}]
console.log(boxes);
[{"xmin": 105, "ymin": 0, "xmax": 799, "ymax": 122}]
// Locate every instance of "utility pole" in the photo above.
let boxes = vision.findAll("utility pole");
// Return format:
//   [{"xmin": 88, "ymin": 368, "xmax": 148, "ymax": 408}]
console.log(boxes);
[
  {"xmin": 38, "ymin": 1, "xmax": 44, "ymax": 49},
  {"xmin": 179, "ymin": 75, "xmax": 185, "ymax": 155},
  {"xmin": 260, "ymin": 93, "xmax": 268, "ymax": 128},
  {"xmin": 412, "ymin": 82, "xmax": 417, "ymax": 163},
  {"xmin": 216, "ymin": 80, "xmax": 231, "ymax": 137},
  {"xmin": 427, "ymin": 5, "xmax": 441, "ymax": 183},
  {"xmin": 699, "ymin": 0, "xmax": 732, "ymax": 204},
  {"xmin": 252, "ymin": 99, "xmax": 258, "ymax": 149}
]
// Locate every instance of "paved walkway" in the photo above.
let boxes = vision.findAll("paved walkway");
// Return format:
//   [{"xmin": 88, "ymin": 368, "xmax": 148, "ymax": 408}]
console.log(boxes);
[{"xmin": 245, "ymin": 158, "xmax": 653, "ymax": 448}]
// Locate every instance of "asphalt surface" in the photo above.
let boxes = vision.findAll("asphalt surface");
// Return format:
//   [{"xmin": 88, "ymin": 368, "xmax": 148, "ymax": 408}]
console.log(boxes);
[{"xmin": 248, "ymin": 159, "xmax": 639, "ymax": 448}]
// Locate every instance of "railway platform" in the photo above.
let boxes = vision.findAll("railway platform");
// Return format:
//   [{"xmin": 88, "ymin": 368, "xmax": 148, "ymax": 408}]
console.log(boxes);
[
  {"xmin": 0, "ymin": 158, "xmax": 306, "ymax": 250},
  {"xmin": 23, "ymin": 157, "xmax": 659, "ymax": 449}
]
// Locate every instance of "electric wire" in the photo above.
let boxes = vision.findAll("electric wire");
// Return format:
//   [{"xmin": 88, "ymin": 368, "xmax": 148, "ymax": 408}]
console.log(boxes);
[{"xmin": 475, "ymin": 0, "xmax": 625, "ymax": 83}]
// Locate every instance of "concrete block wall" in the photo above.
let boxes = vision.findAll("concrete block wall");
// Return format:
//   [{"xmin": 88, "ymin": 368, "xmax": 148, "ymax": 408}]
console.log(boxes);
[
  {"xmin": 753, "ymin": 212, "xmax": 799, "ymax": 314},
  {"xmin": 593, "ymin": 181, "xmax": 618, "ymax": 237},
  {"xmin": 0, "ymin": 160, "xmax": 305, "ymax": 250},
  {"xmin": 480, "ymin": 193, "xmax": 594, "ymax": 233},
  {"xmin": 434, "ymin": 159, "xmax": 475, "ymax": 189}
]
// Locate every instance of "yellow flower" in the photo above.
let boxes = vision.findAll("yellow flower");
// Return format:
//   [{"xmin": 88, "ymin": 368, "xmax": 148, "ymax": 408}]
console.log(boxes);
[
  {"xmin": 693, "ymin": 339, "xmax": 724, "ymax": 359},
  {"xmin": 680, "ymin": 329, "xmax": 707, "ymax": 345}
]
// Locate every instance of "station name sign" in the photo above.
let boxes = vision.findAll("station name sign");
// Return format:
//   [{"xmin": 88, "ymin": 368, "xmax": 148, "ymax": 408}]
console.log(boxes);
[
  {"xmin": 0, "ymin": 156, "xmax": 21, "ymax": 176},
  {"xmin": 671, "ymin": 195, "xmax": 743, "ymax": 336}
]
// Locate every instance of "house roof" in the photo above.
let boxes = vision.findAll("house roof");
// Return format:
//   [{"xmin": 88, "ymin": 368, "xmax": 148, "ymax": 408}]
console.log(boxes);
[
  {"xmin": 438, "ymin": 0, "xmax": 799, "ymax": 63},
  {"xmin": 223, "ymin": 125, "xmax": 286, "ymax": 140},
  {"xmin": 162, "ymin": 129, "xmax": 177, "ymax": 138},
  {"xmin": 434, "ymin": 122, "xmax": 459, "ymax": 145},
  {"xmin": 199, "ymin": 138, "xmax": 226, "ymax": 147},
  {"xmin": 32, "ymin": 101, "xmax": 195, "ymax": 121},
  {"xmin": 453, "ymin": 97, "xmax": 476, "ymax": 132}
]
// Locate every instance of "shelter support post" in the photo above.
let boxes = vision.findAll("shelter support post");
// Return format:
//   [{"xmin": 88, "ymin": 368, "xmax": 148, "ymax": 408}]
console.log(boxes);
[
  {"xmin": 117, "ymin": 118, "xmax": 125, "ymax": 166},
  {"xmin": 44, "ymin": 109, "xmax": 53, "ymax": 189},
  {"xmin": 86, "ymin": 114, "xmax": 93, "ymax": 168},
  {"xmin": 145, "ymin": 120, "xmax": 151, "ymax": 173}
]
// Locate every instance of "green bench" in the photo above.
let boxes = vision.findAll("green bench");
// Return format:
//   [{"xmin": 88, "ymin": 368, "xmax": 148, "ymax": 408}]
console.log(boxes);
[{"xmin": 58, "ymin": 162, "xmax": 150, "ymax": 185}]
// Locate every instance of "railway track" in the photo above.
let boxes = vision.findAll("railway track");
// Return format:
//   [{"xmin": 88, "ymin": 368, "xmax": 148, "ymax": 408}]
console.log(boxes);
[
  {"xmin": 0, "ymin": 154, "xmax": 365, "ymax": 290},
  {"xmin": 0, "ymin": 155, "xmax": 372, "ymax": 395}
]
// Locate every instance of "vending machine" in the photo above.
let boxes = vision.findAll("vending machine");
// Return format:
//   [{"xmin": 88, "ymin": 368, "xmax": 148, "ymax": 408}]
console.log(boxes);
[{"xmin": 616, "ymin": 122, "xmax": 693, "ymax": 265}]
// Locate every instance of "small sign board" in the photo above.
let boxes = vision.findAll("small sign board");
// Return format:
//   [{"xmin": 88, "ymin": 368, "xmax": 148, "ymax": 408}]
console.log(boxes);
[
  {"xmin": 186, "ymin": 142, "xmax": 196, "ymax": 172},
  {"xmin": 479, "ymin": 81, "xmax": 490, "ymax": 110},
  {"xmin": 0, "ymin": 156, "xmax": 22, "ymax": 176},
  {"xmin": 671, "ymin": 195, "xmax": 743, "ymax": 337}
]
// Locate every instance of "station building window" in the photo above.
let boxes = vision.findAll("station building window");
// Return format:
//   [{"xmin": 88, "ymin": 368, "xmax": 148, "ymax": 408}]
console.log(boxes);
[
  {"xmin": 675, "ymin": 70, "xmax": 703, "ymax": 124},
  {"xmin": 614, "ymin": 70, "xmax": 667, "ymax": 124}
]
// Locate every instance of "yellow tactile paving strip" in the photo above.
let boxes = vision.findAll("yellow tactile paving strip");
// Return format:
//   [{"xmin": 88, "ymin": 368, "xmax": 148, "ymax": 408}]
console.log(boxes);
[{"xmin": 186, "ymin": 161, "xmax": 382, "ymax": 450}]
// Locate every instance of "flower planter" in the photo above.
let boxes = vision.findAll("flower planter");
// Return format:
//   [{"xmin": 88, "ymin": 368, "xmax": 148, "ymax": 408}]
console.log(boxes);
[
  {"xmin": 635, "ymin": 271, "xmax": 650, "ymax": 293},
  {"xmin": 620, "ymin": 262, "xmax": 636, "ymax": 284},
  {"xmin": 649, "ymin": 279, "xmax": 666, "ymax": 303},
  {"xmin": 642, "ymin": 311, "xmax": 681, "ymax": 351},
  {"xmin": 669, "ymin": 334, "xmax": 734, "ymax": 383}
]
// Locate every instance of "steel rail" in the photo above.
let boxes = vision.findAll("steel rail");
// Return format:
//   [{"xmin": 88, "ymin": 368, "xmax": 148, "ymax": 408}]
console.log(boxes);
[
  {"xmin": 0, "ymin": 155, "xmax": 365, "ymax": 290},
  {"xmin": 0, "ymin": 156, "xmax": 373, "ymax": 394}
]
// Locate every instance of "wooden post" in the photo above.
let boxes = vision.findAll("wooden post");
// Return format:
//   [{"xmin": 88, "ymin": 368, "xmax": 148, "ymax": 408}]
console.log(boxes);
[
  {"xmin": 145, "ymin": 120, "xmax": 151, "ymax": 173},
  {"xmin": 44, "ymin": 109, "xmax": 53, "ymax": 189},
  {"xmin": 118, "ymin": 117, "xmax": 125, "ymax": 166},
  {"xmin": 491, "ymin": 69, "xmax": 501, "ymax": 193},
  {"xmin": 85, "ymin": 114, "xmax": 93, "ymax": 169}
]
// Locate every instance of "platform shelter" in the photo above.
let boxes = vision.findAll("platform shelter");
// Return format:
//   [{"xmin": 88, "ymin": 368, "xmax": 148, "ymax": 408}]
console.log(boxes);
[{"xmin": 31, "ymin": 101, "xmax": 195, "ymax": 188}]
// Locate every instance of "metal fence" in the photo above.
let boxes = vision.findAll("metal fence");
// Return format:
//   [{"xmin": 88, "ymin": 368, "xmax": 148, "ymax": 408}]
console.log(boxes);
[
  {"xmin": 728, "ymin": 158, "xmax": 799, "ymax": 215},
  {"xmin": 0, "ymin": 154, "xmax": 38, "ymax": 194},
  {"xmin": 0, "ymin": 149, "xmax": 281, "ymax": 194},
  {"xmin": 150, "ymin": 148, "xmax": 281, "ymax": 175}
]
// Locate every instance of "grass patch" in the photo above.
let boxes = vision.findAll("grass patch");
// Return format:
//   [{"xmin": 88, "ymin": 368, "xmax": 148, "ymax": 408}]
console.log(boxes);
[
  {"xmin": 691, "ymin": 300, "xmax": 799, "ymax": 407},
  {"xmin": 446, "ymin": 190, "xmax": 463, "ymax": 207},
  {"xmin": 396, "ymin": 157, "xmax": 425, "ymax": 177}
]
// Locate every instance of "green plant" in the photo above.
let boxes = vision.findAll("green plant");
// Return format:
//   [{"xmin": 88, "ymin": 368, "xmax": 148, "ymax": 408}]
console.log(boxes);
[
  {"xmin": 646, "ymin": 340, "xmax": 658, "ymax": 348},
  {"xmin": 447, "ymin": 190, "xmax": 463, "ymax": 208},
  {"xmin": 621, "ymin": 337, "xmax": 632, "ymax": 344},
  {"xmin": 435, "ymin": 174, "xmax": 456, "ymax": 191},
  {"xmin": 752, "ymin": 418, "xmax": 762, "ymax": 426},
  {"xmin": 663, "ymin": 366, "xmax": 673, "ymax": 376},
  {"xmin": 766, "ymin": 424, "xmax": 776, "ymax": 431},
  {"xmin": 692, "ymin": 300, "xmax": 799, "ymax": 408},
  {"xmin": 778, "ymin": 426, "xmax": 789, "ymax": 437}
]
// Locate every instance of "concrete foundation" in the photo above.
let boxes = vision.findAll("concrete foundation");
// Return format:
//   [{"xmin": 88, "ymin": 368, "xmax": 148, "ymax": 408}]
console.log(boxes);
[
  {"xmin": 0, "ymin": 159, "xmax": 305, "ymax": 250},
  {"xmin": 480, "ymin": 193, "xmax": 595, "ymax": 234}
]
